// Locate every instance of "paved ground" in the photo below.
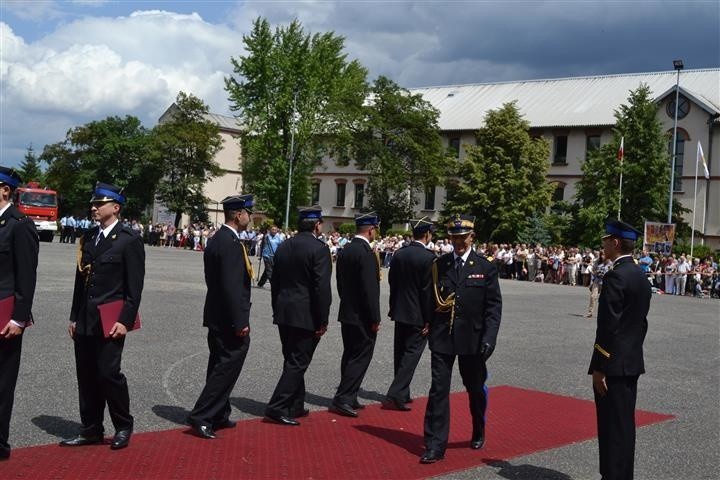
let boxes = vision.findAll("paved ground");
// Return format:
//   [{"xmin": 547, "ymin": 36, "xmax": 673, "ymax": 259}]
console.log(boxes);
[{"xmin": 8, "ymin": 241, "xmax": 719, "ymax": 479}]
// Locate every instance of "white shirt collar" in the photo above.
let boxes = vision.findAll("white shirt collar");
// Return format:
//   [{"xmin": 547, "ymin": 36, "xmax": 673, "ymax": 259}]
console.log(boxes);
[
  {"xmin": 223, "ymin": 223, "xmax": 240, "ymax": 239},
  {"xmin": 354, "ymin": 235, "xmax": 371, "ymax": 245},
  {"xmin": 453, "ymin": 248, "xmax": 472, "ymax": 264},
  {"xmin": 99, "ymin": 219, "xmax": 119, "ymax": 239},
  {"xmin": 613, "ymin": 254, "xmax": 633, "ymax": 266},
  {"xmin": 0, "ymin": 202, "xmax": 11, "ymax": 217}
]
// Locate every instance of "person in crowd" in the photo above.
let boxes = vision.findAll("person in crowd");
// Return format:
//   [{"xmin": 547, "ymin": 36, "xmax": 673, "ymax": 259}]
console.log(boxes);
[
  {"xmin": 586, "ymin": 252, "xmax": 610, "ymax": 318},
  {"xmin": 421, "ymin": 214, "xmax": 502, "ymax": 464},
  {"xmin": 257, "ymin": 225, "xmax": 284, "ymax": 288},
  {"xmin": 330, "ymin": 212, "xmax": 381, "ymax": 418},
  {"xmin": 385, "ymin": 217, "xmax": 435, "ymax": 411},
  {"xmin": 265, "ymin": 207, "xmax": 332, "ymax": 426},
  {"xmin": 675, "ymin": 255, "xmax": 691, "ymax": 296},
  {"xmin": 589, "ymin": 219, "xmax": 651, "ymax": 480},
  {"xmin": 0, "ymin": 167, "xmax": 39, "ymax": 461},
  {"xmin": 61, "ymin": 182, "xmax": 144, "ymax": 451},
  {"xmin": 186, "ymin": 194, "xmax": 254, "ymax": 439}
]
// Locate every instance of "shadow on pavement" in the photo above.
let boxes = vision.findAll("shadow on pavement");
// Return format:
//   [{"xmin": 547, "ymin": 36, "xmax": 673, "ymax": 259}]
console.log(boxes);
[
  {"xmin": 353, "ymin": 425, "xmax": 424, "ymax": 455},
  {"xmin": 230, "ymin": 396, "xmax": 266, "ymax": 417},
  {"xmin": 31, "ymin": 415, "xmax": 82, "ymax": 438},
  {"xmin": 152, "ymin": 405, "xmax": 190, "ymax": 425},
  {"xmin": 485, "ymin": 459, "xmax": 573, "ymax": 480},
  {"xmin": 358, "ymin": 388, "xmax": 385, "ymax": 404},
  {"xmin": 304, "ymin": 392, "xmax": 334, "ymax": 408}
]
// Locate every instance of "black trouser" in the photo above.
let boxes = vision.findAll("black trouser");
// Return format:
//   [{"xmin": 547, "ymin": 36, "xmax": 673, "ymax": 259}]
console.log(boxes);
[
  {"xmin": 0, "ymin": 335, "xmax": 22, "ymax": 456},
  {"xmin": 334, "ymin": 322, "xmax": 377, "ymax": 405},
  {"xmin": 74, "ymin": 335, "xmax": 132, "ymax": 435},
  {"xmin": 266, "ymin": 325, "xmax": 320, "ymax": 418},
  {"xmin": 424, "ymin": 350, "xmax": 488, "ymax": 453},
  {"xmin": 188, "ymin": 330, "xmax": 250, "ymax": 428},
  {"xmin": 595, "ymin": 375, "xmax": 639, "ymax": 480},
  {"xmin": 386, "ymin": 322, "xmax": 427, "ymax": 403},
  {"xmin": 257, "ymin": 257, "xmax": 274, "ymax": 287}
]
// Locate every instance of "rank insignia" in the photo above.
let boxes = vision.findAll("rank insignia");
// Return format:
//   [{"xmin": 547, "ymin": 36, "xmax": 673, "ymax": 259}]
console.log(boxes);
[
  {"xmin": 111, "ymin": 234, "xmax": 117, "ymax": 240},
  {"xmin": 468, "ymin": 273, "xmax": 484, "ymax": 279},
  {"xmin": 469, "ymin": 260, "xmax": 474, "ymax": 265}
]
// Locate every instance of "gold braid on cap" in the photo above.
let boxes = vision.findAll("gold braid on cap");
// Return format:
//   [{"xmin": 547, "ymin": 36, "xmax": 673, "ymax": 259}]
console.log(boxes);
[
  {"xmin": 432, "ymin": 259, "xmax": 456, "ymax": 333},
  {"xmin": 241, "ymin": 243, "xmax": 254, "ymax": 279},
  {"xmin": 76, "ymin": 235, "xmax": 92, "ymax": 286}
]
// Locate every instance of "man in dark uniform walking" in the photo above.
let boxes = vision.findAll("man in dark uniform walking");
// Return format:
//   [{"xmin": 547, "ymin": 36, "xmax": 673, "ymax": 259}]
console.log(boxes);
[
  {"xmin": 265, "ymin": 206, "xmax": 332, "ymax": 426},
  {"xmin": 590, "ymin": 219, "xmax": 651, "ymax": 480},
  {"xmin": 61, "ymin": 182, "xmax": 144, "ymax": 451},
  {"xmin": 421, "ymin": 214, "xmax": 502, "ymax": 464},
  {"xmin": 384, "ymin": 217, "xmax": 435, "ymax": 411},
  {"xmin": 0, "ymin": 167, "xmax": 39, "ymax": 461},
  {"xmin": 330, "ymin": 212, "xmax": 381, "ymax": 418},
  {"xmin": 186, "ymin": 194, "xmax": 254, "ymax": 439}
]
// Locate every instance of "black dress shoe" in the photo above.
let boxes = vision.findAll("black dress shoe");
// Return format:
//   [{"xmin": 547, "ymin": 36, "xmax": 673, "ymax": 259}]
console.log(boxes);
[
  {"xmin": 351, "ymin": 402, "xmax": 365, "ymax": 410},
  {"xmin": 213, "ymin": 419, "xmax": 237, "ymax": 430},
  {"xmin": 0, "ymin": 449, "xmax": 9, "ymax": 461},
  {"xmin": 110, "ymin": 429, "xmax": 132, "ymax": 450},
  {"xmin": 471, "ymin": 427, "xmax": 485, "ymax": 450},
  {"xmin": 59, "ymin": 434, "xmax": 104, "ymax": 447},
  {"xmin": 419, "ymin": 449, "xmax": 444, "ymax": 464},
  {"xmin": 264, "ymin": 414, "xmax": 300, "ymax": 426},
  {"xmin": 329, "ymin": 402, "xmax": 358, "ymax": 418},
  {"xmin": 383, "ymin": 398, "xmax": 411, "ymax": 411},
  {"xmin": 192, "ymin": 424, "xmax": 217, "ymax": 439}
]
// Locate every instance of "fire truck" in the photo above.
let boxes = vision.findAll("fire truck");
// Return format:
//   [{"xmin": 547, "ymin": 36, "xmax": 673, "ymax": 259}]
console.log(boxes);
[{"xmin": 13, "ymin": 182, "xmax": 58, "ymax": 242}]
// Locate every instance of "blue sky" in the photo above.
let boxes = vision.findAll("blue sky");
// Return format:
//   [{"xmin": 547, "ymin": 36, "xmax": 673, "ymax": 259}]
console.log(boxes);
[{"xmin": 1, "ymin": 0, "xmax": 719, "ymax": 167}]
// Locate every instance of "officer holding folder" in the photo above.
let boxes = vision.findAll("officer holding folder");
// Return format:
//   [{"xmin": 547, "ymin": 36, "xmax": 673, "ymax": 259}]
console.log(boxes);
[
  {"xmin": 0, "ymin": 166, "xmax": 39, "ymax": 461},
  {"xmin": 60, "ymin": 182, "xmax": 145, "ymax": 451}
]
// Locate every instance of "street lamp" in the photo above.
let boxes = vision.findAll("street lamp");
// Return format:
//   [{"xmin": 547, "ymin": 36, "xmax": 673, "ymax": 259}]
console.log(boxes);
[{"xmin": 667, "ymin": 59, "xmax": 684, "ymax": 223}]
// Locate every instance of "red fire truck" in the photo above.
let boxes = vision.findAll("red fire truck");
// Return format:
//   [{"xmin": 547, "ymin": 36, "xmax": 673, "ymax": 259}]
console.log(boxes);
[{"xmin": 13, "ymin": 182, "xmax": 58, "ymax": 242}]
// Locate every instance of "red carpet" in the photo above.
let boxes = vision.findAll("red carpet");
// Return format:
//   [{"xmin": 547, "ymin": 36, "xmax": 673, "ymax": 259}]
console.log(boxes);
[{"xmin": 5, "ymin": 386, "xmax": 673, "ymax": 479}]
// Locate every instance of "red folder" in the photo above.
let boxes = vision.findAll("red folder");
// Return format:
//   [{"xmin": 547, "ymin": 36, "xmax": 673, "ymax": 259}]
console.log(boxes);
[
  {"xmin": 98, "ymin": 300, "xmax": 142, "ymax": 338},
  {"xmin": 0, "ymin": 295, "xmax": 14, "ymax": 331}
]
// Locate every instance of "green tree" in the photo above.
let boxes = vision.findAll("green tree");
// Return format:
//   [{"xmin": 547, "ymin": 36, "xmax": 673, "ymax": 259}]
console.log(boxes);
[
  {"xmin": 350, "ymin": 76, "xmax": 449, "ymax": 231},
  {"xmin": 153, "ymin": 91, "xmax": 222, "ymax": 228},
  {"xmin": 575, "ymin": 84, "xmax": 681, "ymax": 245},
  {"xmin": 443, "ymin": 102, "xmax": 553, "ymax": 242},
  {"xmin": 225, "ymin": 17, "xmax": 368, "ymax": 226},
  {"xmin": 41, "ymin": 116, "xmax": 161, "ymax": 217},
  {"xmin": 517, "ymin": 214, "xmax": 551, "ymax": 246},
  {"xmin": 18, "ymin": 145, "xmax": 44, "ymax": 184}
]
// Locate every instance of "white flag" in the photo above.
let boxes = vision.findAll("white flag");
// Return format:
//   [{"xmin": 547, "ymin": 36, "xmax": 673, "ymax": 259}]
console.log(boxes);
[{"xmin": 697, "ymin": 141, "xmax": 710, "ymax": 180}]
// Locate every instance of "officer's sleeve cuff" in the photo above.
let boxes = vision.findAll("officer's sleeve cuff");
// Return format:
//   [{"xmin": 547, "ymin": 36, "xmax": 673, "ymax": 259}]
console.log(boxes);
[
  {"xmin": 10, "ymin": 320, "xmax": 26, "ymax": 328},
  {"xmin": 594, "ymin": 343, "xmax": 611, "ymax": 359}
]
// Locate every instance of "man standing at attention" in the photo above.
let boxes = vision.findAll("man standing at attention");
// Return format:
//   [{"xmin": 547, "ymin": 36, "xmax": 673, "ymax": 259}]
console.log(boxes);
[
  {"xmin": 264, "ymin": 206, "xmax": 332, "ymax": 426},
  {"xmin": 421, "ymin": 214, "xmax": 502, "ymax": 464},
  {"xmin": 330, "ymin": 212, "xmax": 381, "ymax": 418},
  {"xmin": 257, "ymin": 224, "xmax": 284, "ymax": 288},
  {"xmin": 186, "ymin": 194, "xmax": 254, "ymax": 439},
  {"xmin": 384, "ymin": 217, "xmax": 435, "ymax": 411},
  {"xmin": 0, "ymin": 167, "xmax": 39, "ymax": 461},
  {"xmin": 590, "ymin": 219, "xmax": 651, "ymax": 480},
  {"xmin": 61, "ymin": 182, "xmax": 144, "ymax": 451}
]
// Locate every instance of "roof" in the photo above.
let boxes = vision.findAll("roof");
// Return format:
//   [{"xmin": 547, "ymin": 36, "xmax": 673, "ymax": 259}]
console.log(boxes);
[{"xmin": 409, "ymin": 68, "xmax": 720, "ymax": 130}]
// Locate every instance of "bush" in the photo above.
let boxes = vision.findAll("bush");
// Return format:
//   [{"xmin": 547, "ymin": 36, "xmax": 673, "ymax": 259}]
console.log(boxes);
[
  {"xmin": 338, "ymin": 222, "xmax": 356, "ymax": 235},
  {"xmin": 672, "ymin": 242, "xmax": 716, "ymax": 260},
  {"xmin": 385, "ymin": 228, "xmax": 411, "ymax": 237}
]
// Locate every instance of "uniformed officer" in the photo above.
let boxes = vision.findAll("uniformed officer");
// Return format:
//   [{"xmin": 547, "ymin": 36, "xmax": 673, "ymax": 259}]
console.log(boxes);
[
  {"xmin": 0, "ymin": 167, "xmax": 39, "ymax": 461},
  {"xmin": 330, "ymin": 212, "xmax": 382, "ymax": 418},
  {"xmin": 421, "ymin": 214, "xmax": 502, "ymax": 464},
  {"xmin": 590, "ymin": 219, "xmax": 651, "ymax": 480},
  {"xmin": 186, "ymin": 194, "xmax": 254, "ymax": 439},
  {"xmin": 384, "ymin": 216, "xmax": 435, "ymax": 411},
  {"xmin": 61, "ymin": 182, "xmax": 145, "ymax": 451},
  {"xmin": 264, "ymin": 206, "xmax": 332, "ymax": 426}
]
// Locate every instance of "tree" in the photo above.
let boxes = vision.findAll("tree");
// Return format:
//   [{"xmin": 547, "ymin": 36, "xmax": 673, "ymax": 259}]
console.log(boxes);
[
  {"xmin": 225, "ymin": 17, "xmax": 368, "ymax": 226},
  {"xmin": 517, "ymin": 214, "xmax": 551, "ymax": 246},
  {"xmin": 18, "ymin": 145, "xmax": 44, "ymax": 184},
  {"xmin": 575, "ymin": 84, "xmax": 680, "ymax": 246},
  {"xmin": 41, "ymin": 116, "xmax": 161, "ymax": 217},
  {"xmin": 348, "ymin": 76, "xmax": 449, "ymax": 230},
  {"xmin": 443, "ymin": 102, "xmax": 553, "ymax": 242},
  {"xmin": 153, "ymin": 92, "xmax": 222, "ymax": 228}
]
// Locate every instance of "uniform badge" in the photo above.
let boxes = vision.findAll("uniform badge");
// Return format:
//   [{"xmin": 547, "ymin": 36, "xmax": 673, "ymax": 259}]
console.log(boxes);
[
  {"xmin": 111, "ymin": 234, "xmax": 117, "ymax": 240},
  {"xmin": 469, "ymin": 260, "xmax": 475, "ymax": 265},
  {"xmin": 468, "ymin": 273, "xmax": 484, "ymax": 279},
  {"xmin": 0, "ymin": 220, "xmax": 4, "ymax": 225}
]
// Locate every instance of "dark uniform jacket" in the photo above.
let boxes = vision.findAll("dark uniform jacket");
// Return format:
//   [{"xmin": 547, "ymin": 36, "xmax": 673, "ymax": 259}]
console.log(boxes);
[
  {"xmin": 70, "ymin": 222, "xmax": 144, "ymax": 336},
  {"xmin": 203, "ymin": 225, "xmax": 252, "ymax": 334},
  {"xmin": 0, "ymin": 204, "xmax": 39, "ymax": 322},
  {"xmin": 388, "ymin": 241, "xmax": 434, "ymax": 326},
  {"xmin": 429, "ymin": 250, "xmax": 502, "ymax": 355},
  {"xmin": 589, "ymin": 255, "xmax": 650, "ymax": 376},
  {"xmin": 336, "ymin": 237, "xmax": 381, "ymax": 326},
  {"xmin": 271, "ymin": 231, "xmax": 332, "ymax": 331}
]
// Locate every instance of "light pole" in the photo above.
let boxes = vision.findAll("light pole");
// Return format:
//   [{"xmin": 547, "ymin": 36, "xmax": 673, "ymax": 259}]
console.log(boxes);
[{"xmin": 667, "ymin": 59, "xmax": 683, "ymax": 223}]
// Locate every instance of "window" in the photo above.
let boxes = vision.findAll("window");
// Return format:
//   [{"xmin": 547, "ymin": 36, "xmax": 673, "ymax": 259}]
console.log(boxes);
[
  {"xmin": 552, "ymin": 185, "xmax": 565, "ymax": 203},
  {"xmin": 585, "ymin": 135, "xmax": 601, "ymax": 157},
  {"xmin": 311, "ymin": 182, "xmax": 320, "ymax": 204},
  {"xmin": 354, "ymin": 183, "xmax": 364, "ymax": 208},
  {"xmin": 335, "ymin": 182, "xmax": 346, "ymax": 207},
  {"xmin": 553, "ymin": 136, "xmax": 568, "ymax": 164},
  {"xmin": 666, "ymin": 95, "xmax": 690, "ymax": 120},
  {"xmin": 668, "ymin": 136, "xmax": 686, "ymax": 192},
  {"xmin": 424, "ymin": 186, "xmax": 436, "ymax": 210},
  {"xmin": 449, "ymin": 137, "xmax": 460, "ymax": 158}
]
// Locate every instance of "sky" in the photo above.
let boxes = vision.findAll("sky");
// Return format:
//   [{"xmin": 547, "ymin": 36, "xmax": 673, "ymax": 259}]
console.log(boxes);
[{"xmin": 1, "ymin": 0, "xmax": 719, "ymax": 167}]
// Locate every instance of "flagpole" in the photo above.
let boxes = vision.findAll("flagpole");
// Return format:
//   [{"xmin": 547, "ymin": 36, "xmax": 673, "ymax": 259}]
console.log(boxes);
[
  {"xmin": 690, "ymin": 141, "xmax": 699, "ymax": 258},
  {"xmin": 617, "ymin": 136, "xmax": 624, "ymax": 221}
]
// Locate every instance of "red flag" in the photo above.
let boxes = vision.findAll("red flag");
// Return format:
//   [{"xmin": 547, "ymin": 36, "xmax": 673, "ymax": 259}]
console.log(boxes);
[{"xmin": 617, "ymin": 136, "xmax": 624, "ymax": 162}]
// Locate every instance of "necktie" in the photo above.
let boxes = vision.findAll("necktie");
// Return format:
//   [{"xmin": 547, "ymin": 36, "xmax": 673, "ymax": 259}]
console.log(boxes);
[
  {"xmin": 455, "ymin": 256, "xmax": 463, "ymax": 274},
  {"xmin": 96, "ymin": 232, "xmax": 104, "ymax": 246}
]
